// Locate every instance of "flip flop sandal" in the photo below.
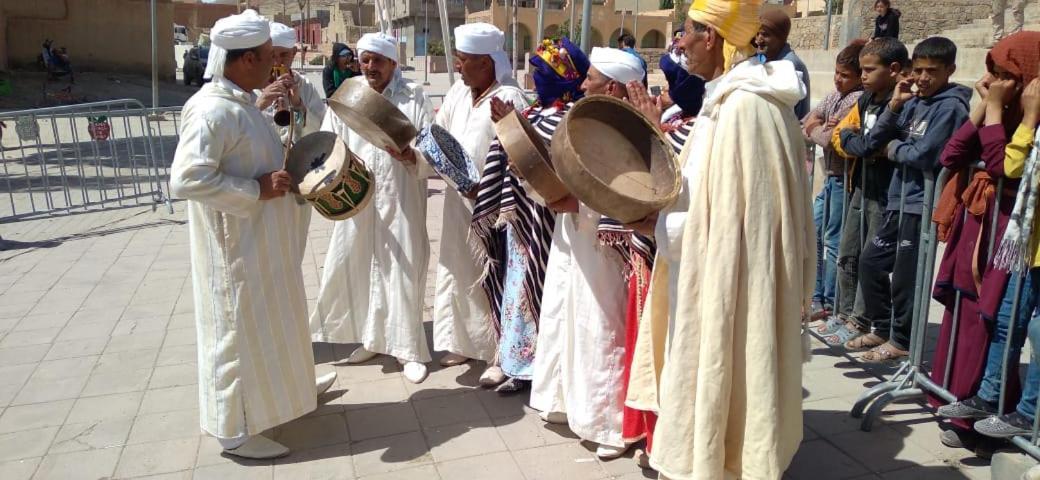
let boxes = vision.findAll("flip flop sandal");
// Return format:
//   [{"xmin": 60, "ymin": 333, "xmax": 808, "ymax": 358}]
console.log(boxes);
[
  {"xmin": 822, "ymin": 322, "xmax": 864, "ymax": 346},
  {"xmin": 860, "ymin": 342, "xmax": 910, "ymax": 364},
  {"xmin": 843, "ymin": 332, "xmax": 886, "ymax": 351}
]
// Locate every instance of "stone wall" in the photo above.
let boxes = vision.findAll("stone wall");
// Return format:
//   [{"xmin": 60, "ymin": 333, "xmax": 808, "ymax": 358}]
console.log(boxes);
[
  {"xmin": 853, "ymin": 0, "xmax": 990, "ymax": 43},
  {"xmin": 789, "ymin": 15, "xmax": 844, "ymax": 50}
]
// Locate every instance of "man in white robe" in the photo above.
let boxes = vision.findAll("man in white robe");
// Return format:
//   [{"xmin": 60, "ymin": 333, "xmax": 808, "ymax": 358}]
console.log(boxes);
[
  {"xmin": 171, "ymin": 10, "xmax": 335, "ymax": 460},
  {"xmin": 309, "ymin": 32, "xmax": 436, "ymax": 384},
  {"xmin": 629, "ymin": 1, "xmax": 815, "ymax": 478},
  {"xmin": 256, "ymin": 22, "xmax": 327, "ymax": 145},
  {"xmin": 429, "ymin": 23, "xmax": 528, "ymax": 377},
  {"xmin": 529, "ymin": 47, "xmax": 645, "ymax": 459}
]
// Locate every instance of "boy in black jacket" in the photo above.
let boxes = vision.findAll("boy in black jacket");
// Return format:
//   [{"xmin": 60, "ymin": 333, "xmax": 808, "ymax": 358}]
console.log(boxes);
[
  {"xmin": 818, "ymin": 37, "xmax": 907, "ymax": 349},
  {"xmin": 857, "ymin": 37, "xmax": 971, "ymax": 363}
]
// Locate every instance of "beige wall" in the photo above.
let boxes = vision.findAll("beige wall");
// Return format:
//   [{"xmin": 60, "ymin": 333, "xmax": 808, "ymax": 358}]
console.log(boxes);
[
  {"xmin": 467, "ymin": 0, "xmax": 673, "ymax": 51},
  {"xmin": 1, "ymin": 0, "xmax": 176, "ymax": 78}
]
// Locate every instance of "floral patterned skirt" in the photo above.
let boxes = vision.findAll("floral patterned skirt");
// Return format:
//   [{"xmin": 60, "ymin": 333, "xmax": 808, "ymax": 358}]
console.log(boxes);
[{"xmin": 498, "ymin": 226, "xmax": 539, "ymax": 379}]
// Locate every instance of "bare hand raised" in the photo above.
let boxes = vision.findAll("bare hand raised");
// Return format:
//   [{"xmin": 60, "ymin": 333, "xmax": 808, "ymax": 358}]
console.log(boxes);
[
  {"xmin": 624, "ymin": 212, "xmax": 659, "ymax": 236},
  {"xmin": 385, "ymin": 145, "xmax": 418, "ymax": 165},
  {"xmin": 1023, "ymin": 79, "xmax": 1040, "ymax": 127},
  {"xmin": 626, "ymin": 81, "xmax": 663, "ymax": 130},
  {"xmin": 490, "ymin": 97, "xmax": 515, "ymax": 123}
]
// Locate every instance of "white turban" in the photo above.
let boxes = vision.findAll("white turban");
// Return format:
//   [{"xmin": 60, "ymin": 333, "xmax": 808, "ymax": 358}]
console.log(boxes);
[
  {"xmin": 454, "ymin": 22, "xmax": 512, "ymax": 83},
  {"xmin": 204, "ymin": 9, "xmax": 270, "ymax": 80},
  {"xmin": 357, "ymin": 32, "xmax": 399, "ymax": 63},
  {"xmin": 270, "ymin": 22, "xmax": 296, "ymax": 49},
  {"xmin": 590, "ymin": 47, "xmax": 645, "ymax": 84}
]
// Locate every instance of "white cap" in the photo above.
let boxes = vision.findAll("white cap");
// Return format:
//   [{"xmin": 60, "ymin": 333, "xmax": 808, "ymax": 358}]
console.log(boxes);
[
  {"xmin": 589, "ymin": 47, "xmax": 644, "ymax": 84},
  {"xmin": 357, "ymin": 32, "xmax": 399, "ymax": 63},
  {"xmin": 204, "ymin": 9, "xmax": 270, "ymax": 80},
  {"xmin": 270, "ymin": 22, "xmax": 296, "ymax": 49},
  {"xmin": 454, "ymin": 22, "xmax": 511, "ymax": 82}
]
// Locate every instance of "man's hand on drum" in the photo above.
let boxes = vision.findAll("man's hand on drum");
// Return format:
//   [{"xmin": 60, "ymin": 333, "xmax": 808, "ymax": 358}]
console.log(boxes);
[
  {"xmin": 625, "ymin": 212, "xmax": 658, "ymax": 236},
  {"xmin": 626, "ymin": 81, "xmax": 663, "ymax": 130},
  {"xmin": 548, "ymin": 194, "xmax": 579, "ymax": 213},
  {"xmin": 490, "ymin": 97, "xmax": 514, "ymax": 123},
  {"xmin": 385, "ymin": 145, "xmax": 417, "ymax": 165},
  {"xmin": 258, "ymin": 170, "xmax": 293, "ymax": 200}
]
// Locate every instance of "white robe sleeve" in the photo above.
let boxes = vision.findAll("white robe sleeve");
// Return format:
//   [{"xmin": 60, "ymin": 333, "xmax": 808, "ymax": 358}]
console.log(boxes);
[
  {"xmin": 410, "ymin": 90, "xmax": 436, "ymax": 178},
  {"xmin": 170, "ymin": 115, "xmax": 261, "ymax": 218}
]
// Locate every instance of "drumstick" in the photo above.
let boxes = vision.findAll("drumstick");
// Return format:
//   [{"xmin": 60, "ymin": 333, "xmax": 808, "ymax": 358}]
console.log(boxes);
[{"xmin": 282, "ymin": 117, "xmax": 294, "ymax": 171}]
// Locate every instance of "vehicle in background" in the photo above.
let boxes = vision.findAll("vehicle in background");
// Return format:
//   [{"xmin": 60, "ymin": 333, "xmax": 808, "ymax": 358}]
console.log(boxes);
[{"xmin": 174, "ymin": 24, "xmax": 189, "ymax": 45}]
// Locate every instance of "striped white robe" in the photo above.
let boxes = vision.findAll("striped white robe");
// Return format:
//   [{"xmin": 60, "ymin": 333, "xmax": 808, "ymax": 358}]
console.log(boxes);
[
  {"xmin": 171, "ymin": 77, "xmax": 316, "ymax": 439},
  {"xmin": 431, "ymin": 79, "xmax": 529, "ymax": 361},
  {"xmin": 310, "ymin": 74, "xmax": 435, "ymax": 363}
]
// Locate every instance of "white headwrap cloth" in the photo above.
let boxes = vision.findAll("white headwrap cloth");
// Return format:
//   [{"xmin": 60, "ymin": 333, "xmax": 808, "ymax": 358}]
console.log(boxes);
[
  {"xmin": 590, "ymin": 47, "xmax": 645, "ymax": 84},
  {"xmin": 454, "ymin": 22, "xmax": 512, "ymax": 83},
  {"xmin": 270, "ymin": 22, "xmax": 297, "ymax": 49},
  {"xmin": 204, "ymin": 9, "xmax": 270, "ymax": 80},
  {"xmin": 357, "ymin": 32, "xmax": 399, "ymax": 63}
]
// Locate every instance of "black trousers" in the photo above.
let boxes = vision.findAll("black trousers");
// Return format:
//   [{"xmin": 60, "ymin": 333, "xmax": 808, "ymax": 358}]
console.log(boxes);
[{"xmin": 857, "ymin": 211, "xmax": 922, "ymax": 350}]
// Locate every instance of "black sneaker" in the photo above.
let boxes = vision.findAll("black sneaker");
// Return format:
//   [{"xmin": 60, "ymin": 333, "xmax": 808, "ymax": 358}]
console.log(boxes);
[
  {"xmin": 937, "ymin": 396, "xmax": 998, "ymax": 420},
  {"xmin": 974, "ymin": 412, "xmax": 1035, "ymax": 438}
]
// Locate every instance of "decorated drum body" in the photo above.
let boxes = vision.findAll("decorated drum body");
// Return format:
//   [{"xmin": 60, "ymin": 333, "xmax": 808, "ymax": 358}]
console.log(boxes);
[
  {"xmin": 415, "ymin": 124, "xmax": 479, "ymax": 193},
  {"xmin": 287, "ymin": 131, "xmax": 374, "ymax": 221}
]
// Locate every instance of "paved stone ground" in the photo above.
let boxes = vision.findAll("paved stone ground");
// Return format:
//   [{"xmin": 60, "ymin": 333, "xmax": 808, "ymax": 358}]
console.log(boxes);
[
  {"xmin": 0, "ymin": 68, "xmax": 1007, "ymax": 480},
  {"xmin": 0, "ymin": 180, "xmax": 1003, "ymax": 480}
]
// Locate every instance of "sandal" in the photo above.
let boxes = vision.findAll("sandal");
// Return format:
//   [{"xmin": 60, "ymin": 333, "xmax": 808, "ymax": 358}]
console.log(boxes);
[
  {"xmin": 843, "ymin": 332, "xmax": 886, "ymax": 351},
  {"xmin": 822, "ymin": 321, "xmax": 865, "ymax": 346},
  {"xmin": 814, "ymin": 315, "xmax": 845, "ymax": 336},
  {"xmin": 860, "ymin": 342, "xmax": 909, "ymax": 364}
]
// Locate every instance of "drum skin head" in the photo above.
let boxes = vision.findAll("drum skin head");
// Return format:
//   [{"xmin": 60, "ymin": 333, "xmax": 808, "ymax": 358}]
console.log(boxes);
[
  {"xmin": 550, "ymin": 95, "xmax": 679, "ymax": 223},
  {"xmin": 493, "ymin": 109, "xmax": 569, "ymax": 204},
  {"xmin": 287, "ymin": 131, "xmax": 375, "ymax": 221},
  {"xmin": 327, "ymin": 77, "xmax": 418, "ymax": 152}
]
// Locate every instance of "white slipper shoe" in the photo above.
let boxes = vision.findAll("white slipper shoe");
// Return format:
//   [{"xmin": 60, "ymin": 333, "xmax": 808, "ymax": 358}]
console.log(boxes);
[
  {"xmin": 223, "ymin": 435, "xmax": 290, "ymax": 460},
  {"xmin": 346, "ymin": 347, "xmax": 378, "ymax": 364},
  {"xmin": 439, "ymin": 353, "xmax": 469, "ymax": 367},
  {"xmin": 595, "ymin": 443, "xmax": 630, "ymax": 459},
  {"xmin": 479, "ymin": 366, "xmax": 506, "ymax": 387},
  {"xmin": 315, "ymin": 372, "xmax": 337, "ymax": 396},
  {"xmin": 538, "ymin": 410, "xmax": 568, "ymax": 424},
  {"xmin": 402, "ymin": 361, "xmax": 429, "ymax": 384}
]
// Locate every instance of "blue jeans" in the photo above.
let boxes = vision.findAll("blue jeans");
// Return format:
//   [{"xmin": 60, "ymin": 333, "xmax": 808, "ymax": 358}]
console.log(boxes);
[
  {"xmin": 977, "ymin": 269, "xmax": 1040, "ymax": 420},
  {"xmin": 813, "ymin": 176, "xmax": 845, "ymax": 307}
]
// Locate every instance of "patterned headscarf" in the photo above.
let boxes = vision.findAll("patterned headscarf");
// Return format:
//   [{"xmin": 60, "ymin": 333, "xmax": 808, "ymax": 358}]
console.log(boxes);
[{"xmin": 529, "ymin": 37, "xmax": 590, "ymax": 107}]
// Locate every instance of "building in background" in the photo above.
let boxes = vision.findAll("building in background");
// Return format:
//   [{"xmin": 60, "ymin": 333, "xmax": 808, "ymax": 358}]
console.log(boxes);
[
  {"xmin": 465, "ymin": 0, "xmax": 673, "ymax": 56},
  {"xmin": 0, "ymin": 0, "xmax": 177, "ymax": 77}
]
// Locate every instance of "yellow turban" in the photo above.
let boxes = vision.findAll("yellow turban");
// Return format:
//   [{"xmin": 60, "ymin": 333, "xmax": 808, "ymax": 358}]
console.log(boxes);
[{"xmin": 688, "ymin": 0, "xmax": 763, "ymax": 70}]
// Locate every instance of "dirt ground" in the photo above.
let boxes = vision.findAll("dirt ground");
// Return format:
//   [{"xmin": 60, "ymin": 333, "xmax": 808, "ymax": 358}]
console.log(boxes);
[{"xmin": 0, "ymin": 70, "xmax": 201, "ymax": 111}]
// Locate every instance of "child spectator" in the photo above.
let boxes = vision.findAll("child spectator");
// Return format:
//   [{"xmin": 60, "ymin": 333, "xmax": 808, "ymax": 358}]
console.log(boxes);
[
  {"xmin": 856, "ymin": 36, "xmax": 971, "ymax": 363},
  {"xmin": 930, "ymin": 31, "xmax": 1040, "ymax": 452},
  {"xmin": 816, "ymin": 37, "xmax": 906, "ymax": 348},
  {"xmin": 872, "ymin": 0, "xmax": 901, "ymax": 40},
  {"xmin": 804, "ymin": 39, "xmax": 866, "ymax": 321}
]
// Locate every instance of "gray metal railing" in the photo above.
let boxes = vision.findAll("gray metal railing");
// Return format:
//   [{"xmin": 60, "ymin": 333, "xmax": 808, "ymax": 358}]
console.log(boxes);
[{"xmin": 0, "ymin": 99, "xmax": 178, "ymax": 222}]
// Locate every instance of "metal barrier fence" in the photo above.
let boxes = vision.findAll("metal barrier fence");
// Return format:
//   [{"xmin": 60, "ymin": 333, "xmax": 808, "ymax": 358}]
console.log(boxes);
[
  {"xmin": 0, "ymin": 99, "xmax": 178, "ymax": 222},
  {"xmin": 808, "ymin": 148, "xmax": 1040, "ymax": 461}
]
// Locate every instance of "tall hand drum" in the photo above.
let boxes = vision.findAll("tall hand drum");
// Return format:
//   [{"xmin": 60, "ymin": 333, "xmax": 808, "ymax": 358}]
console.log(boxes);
[{"xmin": 285, "ymin": 131, "xmax": 374, "ymax": 221}]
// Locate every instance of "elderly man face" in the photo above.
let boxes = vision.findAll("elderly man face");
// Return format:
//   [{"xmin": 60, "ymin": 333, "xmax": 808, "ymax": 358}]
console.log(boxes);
[
  {"xmin": 580, "ymin": 66, "xmax": 626, "ymax": 98},
  {"xmin": 454, "ymin": 51, "xmax": 495, "ymax": 91},
  {"xmin": 273, "ymin": 46, "xmax": 296, "ymax": 68},
  {"xmin": 360, "ymin": 50, "xmax": 396, "ymax": 93},
  {"xmin": 680, "ymin": 19, "xmax": 723, "ymax": 81}
]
